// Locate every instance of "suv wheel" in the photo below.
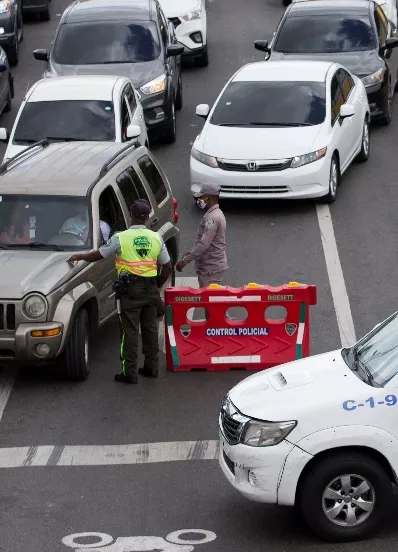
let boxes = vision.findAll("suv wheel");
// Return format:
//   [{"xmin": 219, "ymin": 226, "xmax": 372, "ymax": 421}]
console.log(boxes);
[
  {"xmin": 299, "ymin": 453, "xmax": 392, "ymax": 542},
  {"xmin": 196, "ymin": 45, "xmax": 209, "ymax": 67},
  {"xmin": 175, "ymin": 75, "xmax": 183, "ymax": 110},
  {"xmin": 63, "ymin": 308, "xmax": 91, "ymax": 381},
  {"xmin": 162, "ymin": 102, "xmax": 176, "ymax": 144},
  {"xmin": 7, "ymin": 37, "xmax": 19, "ymax": 67}
]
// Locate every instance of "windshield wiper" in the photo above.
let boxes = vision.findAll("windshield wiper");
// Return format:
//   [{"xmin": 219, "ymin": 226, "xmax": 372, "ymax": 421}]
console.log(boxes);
[
  {"xmin": 216, "ymin": 123, "xmax": 249, "ymax": 126},
  {"xmin": 9, "ymin": 242, "xmax": 65, "ymax": 251},
  {"xmin": 13, "ymin": 138, "xmax": 39, "ymax": 144},
  {"xmin": 352, "ymin": 346, "xmax": 376, "ymax": 386},
  {"xmin": 249, "ymin": 122, "xmax": 314, "ymax": 127},
  {"xmin": 46, "ymin": 136, "xmax": 81, "ymax": 142}
]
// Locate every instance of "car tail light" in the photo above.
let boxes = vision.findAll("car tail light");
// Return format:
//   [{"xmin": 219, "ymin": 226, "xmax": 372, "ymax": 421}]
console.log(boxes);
[{"xmin": 173, "ymin": 197, "xmax": 179, "ymax": 223}]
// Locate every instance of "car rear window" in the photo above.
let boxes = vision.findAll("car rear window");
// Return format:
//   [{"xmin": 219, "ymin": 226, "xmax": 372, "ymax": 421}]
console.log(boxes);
[
  {"xmin": 53, "ymin": 21, "xmax": 161, "ymax": 64},
  {"xmin": 275, "ymin": 15, "xmax": 376, "ymax": 53},
  {"xmin": 210, "ymin": 81, "xmax": 326, "ymax": 126},
  {"xmin": 13, "ymin": 100, "xmax": 115, "ymax": 144}
]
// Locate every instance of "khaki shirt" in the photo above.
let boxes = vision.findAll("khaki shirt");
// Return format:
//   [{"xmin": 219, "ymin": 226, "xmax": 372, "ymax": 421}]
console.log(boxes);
[{"xmin": 182, "ymin": 204, "xmax": 228, "ymax": 275}]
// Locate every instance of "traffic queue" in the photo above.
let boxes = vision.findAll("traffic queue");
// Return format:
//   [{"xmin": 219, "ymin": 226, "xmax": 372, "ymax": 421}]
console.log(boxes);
[{"xmin": 0, "ymin": 0, "xmax": 398, "ymax": 545}]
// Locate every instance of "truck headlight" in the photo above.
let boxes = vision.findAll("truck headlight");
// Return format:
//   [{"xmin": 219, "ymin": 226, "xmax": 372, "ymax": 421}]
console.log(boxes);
[
  {"xmin": 23, "ymin": 294, "xmax": 46, "ymax": 318},
  {"xmin": 242, "ymin": 420, "xmax": 297, "ymax": 447}
]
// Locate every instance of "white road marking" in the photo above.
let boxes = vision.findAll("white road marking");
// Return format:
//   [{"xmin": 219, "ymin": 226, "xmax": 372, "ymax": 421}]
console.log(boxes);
[
  {"xmin": 316, "ymin": 204, "xmax": 357, "ymax": 347},
  {"xmin": 0, "ymin": 366, "xmax": 16, "ymax": 422},
  {"xmin": 63, "ymin": 530, "xmax": 217, "ymax": 551},
  {"xmin": 0, "ymin": 440, "xmax": 219, "ymax": 468}
]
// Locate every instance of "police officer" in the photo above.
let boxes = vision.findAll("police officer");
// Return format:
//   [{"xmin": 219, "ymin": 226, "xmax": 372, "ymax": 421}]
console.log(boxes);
[
  {"xmin": 176, "ymin": 183, "xmax": 228, "ymax": 287},
  {"xmin": 68, "ymin": 199, "xmax": 172, "ymax": 384}
]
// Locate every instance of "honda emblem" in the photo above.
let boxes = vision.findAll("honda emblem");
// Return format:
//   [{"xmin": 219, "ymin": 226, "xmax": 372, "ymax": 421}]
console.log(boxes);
[{"xmin": 247, "ymin": 161, "xmax": 258, "ymax": 171}]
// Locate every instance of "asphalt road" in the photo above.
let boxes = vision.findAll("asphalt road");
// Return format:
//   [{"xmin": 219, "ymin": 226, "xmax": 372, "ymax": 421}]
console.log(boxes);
[{"xmin": 1, "ymin": 0, "xmax": 398, "ymax": 550}]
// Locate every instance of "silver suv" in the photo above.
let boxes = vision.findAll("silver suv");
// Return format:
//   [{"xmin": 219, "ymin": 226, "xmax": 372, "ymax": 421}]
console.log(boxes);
[{"xmin": 0, "ymin": 140, "xmax": 179, "ymax": 380}]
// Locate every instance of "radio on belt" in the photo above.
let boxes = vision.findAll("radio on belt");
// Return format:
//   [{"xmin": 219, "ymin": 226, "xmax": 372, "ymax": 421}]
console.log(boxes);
[{"xmin": 164, "ymin": 282, "xmax": 317, "ymax": 372}]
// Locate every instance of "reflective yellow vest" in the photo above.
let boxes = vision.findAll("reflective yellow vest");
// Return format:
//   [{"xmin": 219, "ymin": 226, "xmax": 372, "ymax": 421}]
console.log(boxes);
[{"xmin": 115, "ymin": 228, "xmax": 162, "ymax": 277}]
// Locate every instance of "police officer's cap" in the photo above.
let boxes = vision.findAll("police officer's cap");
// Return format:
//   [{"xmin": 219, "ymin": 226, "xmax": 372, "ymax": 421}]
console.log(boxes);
[
  {"xmin": 193, "ymin": 182, "xmax": 221, "ymax": 198},
  {"xmin": 131, "ymin": 199, "xmax": 151, "ymax": 218}
]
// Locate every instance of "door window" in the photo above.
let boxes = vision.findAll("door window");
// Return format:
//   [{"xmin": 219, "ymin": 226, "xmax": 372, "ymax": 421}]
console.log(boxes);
[
  {"xmin": 331, "ymin": 75, "xmax": 345, "ymax": 125},
  {"xmin": 120, "ymin": 96, "xmax": 131, "ymax": 141},
  {"xmin": 337, "ymin": 69, "xmax": 354, "ymax": 101},
  {"xmin": 98, "ymin": 186, "xmax": 126, "ymax": 239},
  {"xmin": 158, "ymin": 8, "xmax": 168, "ymax": 47},
  {"xmin": 137, "ymin": 154, "xmax": 168, "ymax": 204},
  {"xmin": 116, "ymin": 166, "xmax": 153, "ymax": 211},
  {"xmin": 125, "ymin": 85, "xmax": 137, "ymax": 115}
]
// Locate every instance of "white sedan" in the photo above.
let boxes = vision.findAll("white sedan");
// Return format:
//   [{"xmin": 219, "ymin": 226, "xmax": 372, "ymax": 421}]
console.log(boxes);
[
  {"xmin": 0, "ymin": 75, "xmax": 148, "ymax": 162},
  {"xmin": 219, "ymin": 311, "xmax": 398, "ymax": 541},
  {"xmin": 159, "ymin": 0, "xmax": 208, "ymax": 66},
  {"xmin": 190, "ymin": 60, "xmax": 370, "ymax": 202}
]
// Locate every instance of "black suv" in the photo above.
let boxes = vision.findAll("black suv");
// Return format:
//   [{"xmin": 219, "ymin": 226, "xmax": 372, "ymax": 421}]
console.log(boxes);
[
  {"xmin": 0, "ymin": 0, "xmax": 23, "ymax": 66},
  {"xmin": 254, "ymin": 0, "xmax": 398, "ymax": 124},
  {"xmin": 33, "ymin": 0, "xmax": 184, "ymax": 143}
]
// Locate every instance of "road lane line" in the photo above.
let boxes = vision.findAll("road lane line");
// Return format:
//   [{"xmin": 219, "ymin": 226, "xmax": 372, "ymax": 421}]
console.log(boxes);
[
  {"xmin": 0, "ymin": 440, "xmax": 220, "ymax": 468},
  {"xmin": 316, "ymin": 204, "xmax": 357, "ymax": 347},
  {"xmin": 0, "ymin": 366, "xmax": 16, "ymax": 422}
]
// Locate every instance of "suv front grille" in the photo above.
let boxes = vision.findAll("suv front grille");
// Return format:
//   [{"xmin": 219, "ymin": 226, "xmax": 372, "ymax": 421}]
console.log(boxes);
[
  {"xmin": 220, "ymin": 396, "xmax": 249, "ymax": 445},
  {"xmin": 169, "ymin": 17, "xmax": 181, "ymax": 28},
  {"xmin": 218, "ymin": 160, "xmax": 291, "ymax": 172},
  {"xmin": 0, "ymin": 303, "xmax": 16, "ymax": 331}
]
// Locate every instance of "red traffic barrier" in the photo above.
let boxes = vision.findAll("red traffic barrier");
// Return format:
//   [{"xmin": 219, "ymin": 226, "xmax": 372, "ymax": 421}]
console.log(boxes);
[{"xmin": 165, "ymin": 282, "xmax": 317, "ymax": 372}]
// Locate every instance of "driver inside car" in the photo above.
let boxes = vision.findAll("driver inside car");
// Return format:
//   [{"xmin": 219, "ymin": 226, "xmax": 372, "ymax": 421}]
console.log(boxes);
[{"xmin": 60, "ymin": 211, "xmax": 111, "ymax": 244}]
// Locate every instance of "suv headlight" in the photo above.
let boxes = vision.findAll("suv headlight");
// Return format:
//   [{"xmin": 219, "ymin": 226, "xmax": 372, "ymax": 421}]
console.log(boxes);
[
  {"xmin": 0, "ymin": 1, "xmax": 12, "ymax": 13},
  {"xmin": 140, "ymin": 74, "xmax": 167, "ymax": 95},
  {"xmin": 23, "ymin": 294, "xmax": 47, "ymax": 319},
  {"xmin": 182, "ymin": 7, "xmax": 201, "ymax": 21},
  {"xmin": 291, "ymin": 147, "xmax": 327, "ymax": 169},
  {"xmin": 191, "ymin": 146, "xmax": 218, "ymax": 168},
  {"xmin": 361, "ymin": 68, "xmax": 384, "ymax": 87},
  {"xmin": 242, "ymin": 420, "xmax": 297, "ymax": 447}
]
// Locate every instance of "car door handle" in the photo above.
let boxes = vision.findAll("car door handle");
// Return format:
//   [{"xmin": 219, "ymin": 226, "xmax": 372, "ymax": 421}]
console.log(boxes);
[{"xmin": 150, "ymin": 218, "xmax": 159, "ymax": 227}]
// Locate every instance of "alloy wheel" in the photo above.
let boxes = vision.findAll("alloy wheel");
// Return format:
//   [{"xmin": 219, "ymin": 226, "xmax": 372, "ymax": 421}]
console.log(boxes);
[{"xmin": 322, "ymin": 473, "xmax": 375, "ymax": 527}]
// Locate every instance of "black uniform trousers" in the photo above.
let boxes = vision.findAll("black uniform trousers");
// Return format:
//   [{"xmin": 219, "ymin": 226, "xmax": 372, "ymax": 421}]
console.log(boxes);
[{"xmin": 119, "ymin": 279, "xmax": 159, "ymax": 378}]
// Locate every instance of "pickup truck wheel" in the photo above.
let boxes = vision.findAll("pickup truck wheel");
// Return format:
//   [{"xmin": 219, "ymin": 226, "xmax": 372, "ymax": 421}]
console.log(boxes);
[
  {"xmin": 64, "ymin": 308, "xmax": 90, "ymax": 381},
  {"xmin": 299, "ymin": 453, "xmax": 392, "ymax": 542}
]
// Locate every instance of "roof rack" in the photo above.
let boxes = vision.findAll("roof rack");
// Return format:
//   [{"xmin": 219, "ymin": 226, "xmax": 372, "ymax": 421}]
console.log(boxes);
[
  {"xmin": 0, "ymin": 139, "xmax": 50, "ymax": 176},
  {"xmin": 98, "ymin": 140, "xmax": 139, "ymax": 179}
]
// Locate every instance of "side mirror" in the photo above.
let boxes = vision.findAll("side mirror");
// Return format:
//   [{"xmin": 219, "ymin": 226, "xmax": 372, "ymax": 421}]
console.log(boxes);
[
  {"xmin": 254, "ymin": 40, "xmax": 270, "ymax": 52},
  {"xmin": 33, "ymin": 49, "xmax": 49, "ymax": 61},
  {"xmin": 340, "ymin": 103, "xmax": 355, "ymax": 118},
  {"xmin": 126, "ymin": 124, "xmax": 141, "ymax": 139},
  {"xmin": 0, "ymin": 128, "xmax": 9, "ymax": 143},
  {"xmin": 196, "ymin": 104, "xmax": 210, "ymax": 118},
  {"xmin": 167, "ymin": 44, "xmax": 184, "ymax": 57},
  {"xmin": 380, "ymin": 37, "xmax": 398, "ymax": 53},
  {"xmin": 0, "ymin": 63, "xmax": 6, "ymax": 73}
]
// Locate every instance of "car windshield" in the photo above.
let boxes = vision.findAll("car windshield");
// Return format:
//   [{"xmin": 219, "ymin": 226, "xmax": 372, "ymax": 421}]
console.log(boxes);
[
  {"xmin": 275, "ymin": 15, "xmax": 376, "ymax": 53},
  {"xmin": 53, "ymin": 22, "xmax": 160, "ymax": 64},
  {"xmin": 344, "ymin": 313, "xmax": 398, "ymax": 386},
  {"xmin": 0, "ymin": 195, "xmax": 92, "ymax": 250},
  {"xmin": 13, "ymin": 100, "xmax": 116, "ymax": 144},
  {"xmin": 210, "ymin": 81, "xmax": 326, "ymax": 126}
]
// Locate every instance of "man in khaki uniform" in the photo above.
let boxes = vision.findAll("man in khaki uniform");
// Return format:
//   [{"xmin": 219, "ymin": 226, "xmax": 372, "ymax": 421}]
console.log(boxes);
[{"xmin": 176, "ymin": 183, "xmax": 228, "ymax": 287}]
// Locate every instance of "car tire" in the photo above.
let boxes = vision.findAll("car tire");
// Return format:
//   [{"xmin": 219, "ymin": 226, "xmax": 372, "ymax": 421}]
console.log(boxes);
[
  {"xmin": 196, "ymin": 45, "xmax": 209, "ymax": 67},
  {"xmin": 4, "ymin": 84, "xmax": 12, "ymax": 113},
  {"xmin": 379, "ymin": 91, "xmax": 392, "ymax": 125},
  {"xmin": 355, "ymin": 117, "xmax": 370, "ymax": 162},
  {"xmin": 41, "ymin": 5, "xmax": 50, "ymax": 21},
  {"xmin": 175, "ymin": 75, "xmax": 183, "ymax": 110},
  {"xmin": 299, "ymin": 452, "xmax": 392, "ymax": 542},
  {"xmin": 6, "ymin": 38, "xmax": 19, "ymax": 67},
  {"xmin": 322, "ymin": 154, "xmax": 339, "ymax": 204},
  {"xmin": 63, "ymin": 308, "xmax": 91, "ymax": 381},
  {"xmin": 162, "ymin": 102, "xmax": 176, "ymax": 144}
]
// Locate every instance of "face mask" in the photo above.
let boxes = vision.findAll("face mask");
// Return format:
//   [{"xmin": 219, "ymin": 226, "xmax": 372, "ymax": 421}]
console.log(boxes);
[{"xmin": 197, "ymin": 198, "xmax": 207, "ymax": 210}]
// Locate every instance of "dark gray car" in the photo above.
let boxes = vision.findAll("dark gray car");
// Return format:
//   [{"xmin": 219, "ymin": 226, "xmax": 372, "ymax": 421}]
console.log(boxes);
[
  {"xmin": 0, "ymin": 0, "xmax": 23, "ymax": 66},
  {"xmin": 33, "ymin": 0, "xmax": 184, "ymax": 143},
  {"xmin": 254, "ymin": 0, "xmax": 398, "ymax": 124}
]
